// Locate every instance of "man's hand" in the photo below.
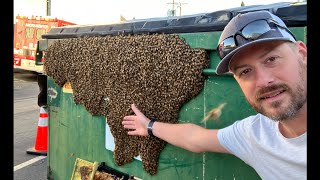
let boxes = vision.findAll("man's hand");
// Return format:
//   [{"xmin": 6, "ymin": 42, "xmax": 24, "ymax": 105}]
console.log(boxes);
[{"xmin": 122, "ymin": 104, "xmax": 150, "ymax": 136}]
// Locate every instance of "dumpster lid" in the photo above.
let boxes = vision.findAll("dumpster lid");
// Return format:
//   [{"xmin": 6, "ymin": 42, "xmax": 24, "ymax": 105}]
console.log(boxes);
[{"xmin": 42, "ymin": 2, "xmax": 306, "ymax": 39}]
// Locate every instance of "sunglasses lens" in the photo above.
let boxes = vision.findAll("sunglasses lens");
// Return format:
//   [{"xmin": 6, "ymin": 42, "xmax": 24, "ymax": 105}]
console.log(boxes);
[
  {"xmin": 242, "ymin": 20, "xmax": 271, "ymax": 39},
  {"xmin": 218, "ymin": 37, "xmax": 236, "ymax": 59},
  {"xmin": 217, "ymin": 19, "xmax": 279, "ymax": 60}
]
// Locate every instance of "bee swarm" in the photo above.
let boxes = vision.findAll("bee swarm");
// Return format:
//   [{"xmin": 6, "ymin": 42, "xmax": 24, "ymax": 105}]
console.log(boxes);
[{"xmin": 44, "ymin": 34, "xmax": 209, "ymax": 175}]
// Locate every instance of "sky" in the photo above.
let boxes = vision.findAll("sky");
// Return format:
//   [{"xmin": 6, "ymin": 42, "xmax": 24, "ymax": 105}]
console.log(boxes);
[{"xmin": 14, "ymin": 0, "xmax": 302, "ymax": 25}]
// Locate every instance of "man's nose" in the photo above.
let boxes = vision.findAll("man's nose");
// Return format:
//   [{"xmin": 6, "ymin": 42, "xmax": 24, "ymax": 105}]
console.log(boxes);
[{"xmin": 255, "ymin": 67, "xmax": 275, "ymax": 87}]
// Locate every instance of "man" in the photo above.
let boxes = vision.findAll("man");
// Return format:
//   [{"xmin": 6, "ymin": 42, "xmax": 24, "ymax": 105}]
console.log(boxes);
[{"xmin": 122, "ymin": 10, "xmax": 307, "ymax": 180}]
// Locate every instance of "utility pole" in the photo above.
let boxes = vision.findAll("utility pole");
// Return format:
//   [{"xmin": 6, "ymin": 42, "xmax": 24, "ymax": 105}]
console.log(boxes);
[
  {"xmin": 177, "ymin": 2, "xmax": 187, "ymax": 16},
  {"xmin": 46, "ymin": 0, "xmax": 51, "ymax": 16},
  {"xmin": 167, "ymin": 1, "xmax": 187, "ymax": 16},
  {"xmin": 173, "ymin": 0, "xmax": 175, "ymax": 14}
]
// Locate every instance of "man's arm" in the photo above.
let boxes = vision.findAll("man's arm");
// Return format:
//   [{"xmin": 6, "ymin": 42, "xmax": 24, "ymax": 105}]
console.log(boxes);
[{"xmin": 122, "ymin": 104, "xmax": 229, "ymax": 153}]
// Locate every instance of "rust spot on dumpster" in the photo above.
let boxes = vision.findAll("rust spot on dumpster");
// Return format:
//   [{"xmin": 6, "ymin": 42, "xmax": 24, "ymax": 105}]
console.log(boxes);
[{"xmin": 44, "ymin": 34, "xmax": 209, "ymax": 175}]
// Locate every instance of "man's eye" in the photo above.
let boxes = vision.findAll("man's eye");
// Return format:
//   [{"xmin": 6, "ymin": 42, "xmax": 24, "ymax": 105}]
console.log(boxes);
[
  {"xmin": 266, "ymin": 56, "xmax": 277, "ymax": 63},
  {"xmin": 240, "ymin": 68, "xmax": 251, "ymax": 76}
]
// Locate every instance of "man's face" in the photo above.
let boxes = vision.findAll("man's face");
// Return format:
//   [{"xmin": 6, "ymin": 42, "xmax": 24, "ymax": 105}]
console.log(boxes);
[{"xmin": 229, "ymin": 41, "xmax": 307, "ymax": 121}]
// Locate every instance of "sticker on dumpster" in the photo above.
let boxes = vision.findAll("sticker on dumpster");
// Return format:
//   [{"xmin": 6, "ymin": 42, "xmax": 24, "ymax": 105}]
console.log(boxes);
[
  {"xmin": 105, "ymin": 123, "xmax": 142, "ymax": 161},
  {"xmin": 48, "ymin": 87, "xmax": 58, "ymax": 101}
]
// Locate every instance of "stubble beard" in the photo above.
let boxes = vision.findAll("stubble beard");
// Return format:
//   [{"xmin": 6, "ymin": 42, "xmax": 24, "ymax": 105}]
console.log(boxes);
[{"xmin": 250, "ymin": 63, "xmax": 307, "ymax": 122}]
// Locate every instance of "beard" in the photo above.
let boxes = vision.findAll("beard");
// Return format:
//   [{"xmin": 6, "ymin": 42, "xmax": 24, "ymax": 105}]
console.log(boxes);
[{"xmin": 250, "ymin": 62, "xmax": 307, "ymax": 122}]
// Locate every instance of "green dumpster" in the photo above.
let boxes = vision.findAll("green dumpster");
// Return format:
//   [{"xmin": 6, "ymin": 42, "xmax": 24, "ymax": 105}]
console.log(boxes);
[{"xmin": 41, "ymin": 2, "xmax": 307, "ymax": 180}]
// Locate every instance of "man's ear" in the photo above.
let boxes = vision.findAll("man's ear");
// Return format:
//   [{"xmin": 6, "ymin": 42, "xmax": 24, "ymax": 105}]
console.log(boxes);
[{"xmin": 297, "ymin": 41, "xmax": 307, "ymax": 64}]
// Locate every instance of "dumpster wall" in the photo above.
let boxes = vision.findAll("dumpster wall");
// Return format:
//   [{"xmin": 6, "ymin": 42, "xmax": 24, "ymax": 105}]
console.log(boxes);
[
  {"xmin": 44, "ymin": 33, "xmax": 210, "ymax": 175},
  {"xmin": 44, "ymin": 2, "xmax": 307, "ymax": 180}
]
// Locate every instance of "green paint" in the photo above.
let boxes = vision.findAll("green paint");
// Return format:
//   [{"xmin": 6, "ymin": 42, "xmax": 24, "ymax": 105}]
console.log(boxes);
[
  {"xmin": 289, "ymin": 27, "xmax": 307, "ymax": 43},
  {"xmin": 179, "ymin": 32, "xmax": 221, "ymax": 49},
  {"xmin": 47, "ymin": 76, "xmax": 260, "ymax": 180},
  {"xmin": 203, "ymin": 76, "xmax": 259, "ymax": 180}
]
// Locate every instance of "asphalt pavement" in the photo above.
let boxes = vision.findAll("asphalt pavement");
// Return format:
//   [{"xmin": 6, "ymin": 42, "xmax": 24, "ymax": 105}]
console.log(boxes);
[{"xmin": 14, "ymin": 69, "xmax": 48, "ymax": 180}]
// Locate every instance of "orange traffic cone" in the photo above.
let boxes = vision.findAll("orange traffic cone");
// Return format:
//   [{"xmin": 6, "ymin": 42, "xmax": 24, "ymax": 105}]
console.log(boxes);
[{"xmin": 26, "ymin": 106, "xmax": 48, "ymax": 155}]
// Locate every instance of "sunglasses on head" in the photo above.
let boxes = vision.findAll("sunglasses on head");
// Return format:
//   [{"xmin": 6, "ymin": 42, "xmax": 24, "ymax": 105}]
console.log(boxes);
[{"xmin": 217, "ymin": 18, "xmax": 296, "ymax": 60}]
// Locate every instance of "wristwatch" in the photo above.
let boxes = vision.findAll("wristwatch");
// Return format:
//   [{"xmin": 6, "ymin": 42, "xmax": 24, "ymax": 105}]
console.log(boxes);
[{"xmin": 147, "ymin": 117, "xmax": 156, "ymax": 136}]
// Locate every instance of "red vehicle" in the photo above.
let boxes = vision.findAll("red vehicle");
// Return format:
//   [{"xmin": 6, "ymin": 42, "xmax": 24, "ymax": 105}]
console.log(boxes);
[{"xmin": 13, "ymin": 15, "xmax": 76, "ymax": 73}]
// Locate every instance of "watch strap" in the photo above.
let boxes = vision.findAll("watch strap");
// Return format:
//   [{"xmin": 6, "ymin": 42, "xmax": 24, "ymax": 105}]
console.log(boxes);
[{"xmin": 147, "ymin": 117, "xmax": 156, "ymax": 136}]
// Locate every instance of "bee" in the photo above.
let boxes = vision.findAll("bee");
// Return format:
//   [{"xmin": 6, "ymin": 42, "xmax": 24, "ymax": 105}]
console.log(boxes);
[{"xmin": 202, "ymin": 103, "xmax": 227, "ymax": 123}]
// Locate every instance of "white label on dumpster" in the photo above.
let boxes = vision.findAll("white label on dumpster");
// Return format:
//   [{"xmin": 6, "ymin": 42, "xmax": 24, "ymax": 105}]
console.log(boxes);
[
  {"xmin": 105, "ymin": 123, "xmax": 142, "ymax": 161},
  {"xmin": 48, "ymin": 87, "xmax": 57, "ymax": 101}
]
